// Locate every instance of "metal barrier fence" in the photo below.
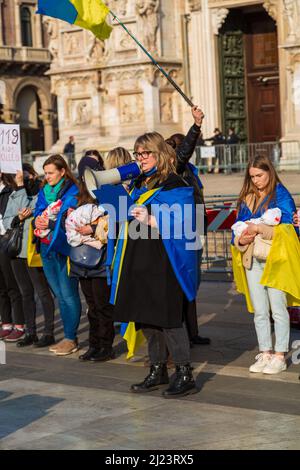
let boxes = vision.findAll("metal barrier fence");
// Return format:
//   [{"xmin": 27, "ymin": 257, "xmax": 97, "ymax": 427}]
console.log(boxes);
[
  {"xmin": 202, "ymin": 197, "xmax": 300, "ymax": 276},
  {"xmin": 195, "ymin": 141, "xmax": 300, "ymax": 173}
]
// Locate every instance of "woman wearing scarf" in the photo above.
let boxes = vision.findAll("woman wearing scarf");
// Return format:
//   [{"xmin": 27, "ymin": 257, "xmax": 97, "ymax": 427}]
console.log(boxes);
[
  {"xmin": 2, "ymin": 165, "xmax": 55, "ymax": 348},
  {"xmin": 33, "ymin": 155, "xmax": 81, "ymax": 356},
  {"xmin": 111, "ymin": 132, "xmax": 200, "ymax": 398},
  {"xmin": 232, "ymin": 155, "xmax": 300, "ymax": 374}
]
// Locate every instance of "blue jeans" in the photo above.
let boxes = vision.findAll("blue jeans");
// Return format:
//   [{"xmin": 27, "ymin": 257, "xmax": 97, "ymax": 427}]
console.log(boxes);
[
  {"xmin": 40, "ymin": 244, "xmax": 81, "ymax": 340},
  {"xmin": 246, "ymin": 257, "xmax": 290, "ymax": 352}
]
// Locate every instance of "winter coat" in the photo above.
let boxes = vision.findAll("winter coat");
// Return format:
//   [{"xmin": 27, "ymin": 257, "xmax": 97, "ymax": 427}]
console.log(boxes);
[{"xmin": 2, "ymin": 187, "xmax": 37, "ymax": 259}]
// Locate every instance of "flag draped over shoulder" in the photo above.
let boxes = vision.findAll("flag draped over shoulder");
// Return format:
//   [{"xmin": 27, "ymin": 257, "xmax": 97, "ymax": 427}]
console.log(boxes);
[
  {"xmin": 231, "ymin": 224, "xmax": 300, "ymax": 313},
  {"xmin": 36, "ymin": 0, "xmax": 112, "ymax": 40}
]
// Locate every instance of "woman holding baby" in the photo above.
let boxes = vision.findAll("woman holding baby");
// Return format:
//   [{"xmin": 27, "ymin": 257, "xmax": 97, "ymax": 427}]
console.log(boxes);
[
  {"xmin": 33, "ymin": 155, "xmax": 81, "ymax": 356},
  {"xmin": 65, "ymin": 152, "xmax": 115, "ymax": 363},
  {"xmin": 232, "ymin": 155, "xmax": 300, "ymax": 375}
]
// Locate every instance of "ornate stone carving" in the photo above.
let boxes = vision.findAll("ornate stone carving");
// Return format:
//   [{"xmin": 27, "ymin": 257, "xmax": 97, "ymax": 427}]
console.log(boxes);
[
  {"xmin": 108, "ymin": 0, "xmax": 128, "ymax": 16},
  {"xmin": 43, "ymin": 17, "xmax": 59, "ymax": 60},
  {"xmin": 119, "ymin": 93, "xmax": 145, "ymax": 123},
  {"xmin": 70, "ymin": 99, "xmax": 91, "ymax": 126},
  {"xmin": 63, "ymin": 31, "xmax": 82, "ymax": 56},
  {"xmin": 211, "ymin": 7, "xmax": 229, "ymax": 35},
  {"xmin": 160, "ymin": 92, "xmax": 174, "ymax": 123},
  {"xmin": 136, "ymin": 0, "xmax": 160, "ymax": 54},
  {"xmin": 188, "ymin": 0, "xmax": 201, "ymax": 12},
  {"xmin": 283, "ymin": 0, "xmax": 300, "ymax": 43},
  {"xmin": 87, "ymin": 36, "xmax": 106, "ymax": 63},
  {"xmin": 263, "ymin": 1, "xmax": 278, "ymax": 23}
]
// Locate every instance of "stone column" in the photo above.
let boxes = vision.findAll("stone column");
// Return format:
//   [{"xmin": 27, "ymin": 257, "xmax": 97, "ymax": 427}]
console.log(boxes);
[
  {"xmin": 14, "ymin": 0, "xmax": 22, "ymax": 47},
  {"xmin": 0, "ymin": 0, "xmax": 4, "ymax": 46},
  {"xmin": 187, "ymin": 0, "xmax": 228, "ymax": 137},
  {"xmin": 40, "ymin": 111, "xmax": 54, "ymax": 150},
  {"xmin": 34, "ymin": 9, "xmax": 43, "ymax": 48}
]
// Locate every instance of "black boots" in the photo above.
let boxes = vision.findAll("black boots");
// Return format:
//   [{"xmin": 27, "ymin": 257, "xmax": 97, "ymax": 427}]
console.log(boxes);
[
  {"xmin": 16, "ymin": 334, "xmax": 38, "ymax": 348},
  {"xmin": 34, "ymin": 335, "xmax": 55, "ymax": 348},
  {"xmin": 131, "ymin": 363, "xmax": 169, "ymax": 393},
  {"xmin": 163, "ymin": 364, "xmax": 197, "ymax": 398}
]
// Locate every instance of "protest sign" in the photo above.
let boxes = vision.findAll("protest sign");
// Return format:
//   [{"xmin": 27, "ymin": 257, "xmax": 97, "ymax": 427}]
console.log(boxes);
[{"xmin": 0, "ymin": 124, "xmax": 22, "ymax": 173}]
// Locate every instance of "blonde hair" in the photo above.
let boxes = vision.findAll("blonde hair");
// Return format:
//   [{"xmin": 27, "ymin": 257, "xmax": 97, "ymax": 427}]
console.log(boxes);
[
  {"xmin": 134, "ymin": 132, "xmax": 177, "ymax": 183},
  {"xmin": 106, "ymin": 147, "xmax": 132, "ymax": 170}
]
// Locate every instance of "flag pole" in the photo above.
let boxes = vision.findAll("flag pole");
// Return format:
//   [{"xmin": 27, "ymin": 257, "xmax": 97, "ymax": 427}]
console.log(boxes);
[{"xmin": 109, "ymin": 10, "xmax": 195, "ymax": 108}]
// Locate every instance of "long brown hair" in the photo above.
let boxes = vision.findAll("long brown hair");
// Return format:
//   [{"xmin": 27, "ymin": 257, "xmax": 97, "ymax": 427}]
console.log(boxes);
[
  {"xmin": 134, "ymin": 132, "xmax": 177, "ymax": 184},
  {"xmin": 237, "ymin": 155, "xmax": 281, "ymax": 212},
  {"xmin": 42, "ymin": 154, "xmax": 78, "ymax": 187},
  {"xmin": 77, "ymin": 180, "xmax": 95, "ymax": 206}
]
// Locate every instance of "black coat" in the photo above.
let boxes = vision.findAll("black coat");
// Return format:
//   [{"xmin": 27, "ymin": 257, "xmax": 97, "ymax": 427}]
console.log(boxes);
[
  {"xmin": 0, "ymin": 186, "xmax": 12, "ymax": 217},
  {"xmin": 175, "ymin": 124, "xmax": 207, "ymax": 233},
  {"xmin": 113, "ymin": 173, "xmax": 187, "ymax": 329}
]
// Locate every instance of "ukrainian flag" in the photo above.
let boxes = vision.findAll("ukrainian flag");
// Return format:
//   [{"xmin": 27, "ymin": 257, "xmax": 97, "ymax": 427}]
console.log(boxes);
[{"xmin": 37, "ymin": 0, "xmax": 112, "ymax": 40}]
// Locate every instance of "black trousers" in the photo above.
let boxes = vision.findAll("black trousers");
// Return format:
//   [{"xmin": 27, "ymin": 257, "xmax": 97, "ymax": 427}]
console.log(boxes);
[
  {"xmin": 183, "ymin": 299, "xmax": 199, "ymax": 339},
  {"xmin": 142, "ymin": 325, "xmax": 191, "ymax": 366},
  {"xmin": 11, "ymin": 259, "xmax": 55, "ymax": 335},
  {"xmin": 0, "ymin": 252, "xmax": 24, "ymax": 325},
  {"xmin": 80, "ymin": 277, "xmax": 115, "ymax": 349}
]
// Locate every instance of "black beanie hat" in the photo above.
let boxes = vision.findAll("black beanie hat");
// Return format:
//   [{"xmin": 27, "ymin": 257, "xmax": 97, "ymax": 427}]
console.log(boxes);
[{"xmin": 78, "ymin": 156, "xmax": 104, "ymax": 180}]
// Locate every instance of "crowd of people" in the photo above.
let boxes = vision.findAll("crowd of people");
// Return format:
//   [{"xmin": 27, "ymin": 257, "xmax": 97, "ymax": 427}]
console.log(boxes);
[{"xmin": 0, "ymin": 105, "xmax": 299, "ymax": 398}]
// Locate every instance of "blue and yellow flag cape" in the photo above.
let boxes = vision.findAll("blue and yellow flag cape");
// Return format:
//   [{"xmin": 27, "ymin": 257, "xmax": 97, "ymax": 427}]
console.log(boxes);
[
  {"xmin": 37, "ymin": 0, "xmax": 112, "ymax": 40},
  {"xmin": 111, "ymin": 185, "xmax": 200, "ymax": 359},
  {"xmin": 232, "ymin": 224, "xmax": 300, "ymax": 313}
]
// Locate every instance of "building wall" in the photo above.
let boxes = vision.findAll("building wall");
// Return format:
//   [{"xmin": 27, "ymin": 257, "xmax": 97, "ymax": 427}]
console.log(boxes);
[
  {"xmin": 0, "ymin": 0, "xmax": 53, "ymax": 151},
  {"xmin": 184, "ymin": 0, "xmax": 300, "ymax": 156}
]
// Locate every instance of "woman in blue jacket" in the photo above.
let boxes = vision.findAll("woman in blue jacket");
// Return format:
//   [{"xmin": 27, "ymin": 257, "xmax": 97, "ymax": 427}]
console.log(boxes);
[{"xmin": 33, "ymin": 154, "xmax": 81, "ymax": 356}]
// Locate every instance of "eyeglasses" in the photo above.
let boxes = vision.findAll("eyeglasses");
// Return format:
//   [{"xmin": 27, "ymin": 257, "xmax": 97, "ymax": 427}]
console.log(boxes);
[{"xmin": 133, "ymin": 150, "xmax": 154, "ymax": 160}]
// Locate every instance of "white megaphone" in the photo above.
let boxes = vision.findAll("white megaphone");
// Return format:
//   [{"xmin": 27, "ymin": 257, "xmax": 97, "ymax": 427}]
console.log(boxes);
[{"xmin": 84, "ymin": 161, "xmax": 142, "ymax": 197}]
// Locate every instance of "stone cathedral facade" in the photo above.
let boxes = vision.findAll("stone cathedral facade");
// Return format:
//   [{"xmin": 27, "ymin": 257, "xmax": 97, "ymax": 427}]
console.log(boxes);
[{"xmin": 0, "ymin": 0, "xmax": 300, "ymax": 158}]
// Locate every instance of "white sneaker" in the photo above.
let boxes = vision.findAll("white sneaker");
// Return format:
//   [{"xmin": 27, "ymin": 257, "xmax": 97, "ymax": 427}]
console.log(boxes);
[
  {"xmin": 249, "ymin": 353, "xmax": 272, "ymax": 373},
  {"xmin": 263, "ymin": 355, "xmax": 287, "ymax": 375}
]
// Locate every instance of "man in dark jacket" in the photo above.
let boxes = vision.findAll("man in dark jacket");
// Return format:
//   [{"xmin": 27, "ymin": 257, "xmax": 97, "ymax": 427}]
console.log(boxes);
[
  {"xmin": 166, "ymin": 107, "xmax": 210, "ymax": 347},
  {"xmin": 63, "ymin": 136, "xmax": 76, "ymax": 170}
]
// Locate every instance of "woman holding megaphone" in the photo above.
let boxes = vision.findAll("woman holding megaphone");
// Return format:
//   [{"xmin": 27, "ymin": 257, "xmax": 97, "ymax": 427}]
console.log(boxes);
[{"xmin": 111, "ymin": 132, "xmax": 199, "ymax": 398}]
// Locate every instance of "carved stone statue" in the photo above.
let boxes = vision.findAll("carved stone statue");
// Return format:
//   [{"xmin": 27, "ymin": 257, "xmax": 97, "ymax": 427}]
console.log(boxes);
[
  {"xmin": 75, "ymin": 101, "xmax": 90, "ymax": 125},
  {"xmin": 283, "ymin": 0, "xmax": 300, "ymax": 42},
  {"xmin": 43, "ymin": 17, "xmax": 59, "ymax": 59},
  {"xmin": 87, "ymin": 36, "xmax": 106, "ymax": 63},
  {"xmin": 136, "ymin": 0, "xmax": 160, "ymax": 54},
  {"xmin": 109, "ymin": 0, "xmax": 128, "ymax": 16}
]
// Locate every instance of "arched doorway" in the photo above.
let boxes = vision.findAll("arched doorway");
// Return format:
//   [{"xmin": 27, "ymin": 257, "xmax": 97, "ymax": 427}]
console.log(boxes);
[
  {"xmin": 219, "ymin": 6, "xmax": 280, "ymax": 143},
  {"xmin": 16, "ymin": 86, "xmax": 44, "ymax": 153}
]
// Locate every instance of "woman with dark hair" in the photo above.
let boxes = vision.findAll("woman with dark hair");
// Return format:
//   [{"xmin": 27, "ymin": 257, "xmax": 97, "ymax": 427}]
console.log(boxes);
[
  {"xmin": 2, "ymin": 165, "xmax": 55, "ymax": 347},
  {"xmin": 33, "ymin": 155, "xmax": 81, "ymax": 356},
  {"xmin": 66, "ymin": 155, "xmax": 115, "ymax": 362},
  {"xmin": 0, "ymin": 173, "xmax": 24, "ymax": 341},
  {"xmin": 232, "ymin": 155, "xmax": 300, "ymax": 375},
  {"xmin": 111, "ymin": 132, "xmax": 200, "ymax": 398}
]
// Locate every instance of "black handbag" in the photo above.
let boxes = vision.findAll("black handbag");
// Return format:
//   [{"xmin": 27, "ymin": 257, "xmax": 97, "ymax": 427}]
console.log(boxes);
[
  {"xmin": 68, "ymin": 244, "xmax": 105, "ymax": 269},
  {"xmin": 0, "ymin": 222, "xmax": 24, "ymax": 258}
]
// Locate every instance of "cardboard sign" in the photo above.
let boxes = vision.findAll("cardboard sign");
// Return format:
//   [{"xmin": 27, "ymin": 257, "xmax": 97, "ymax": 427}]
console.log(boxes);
[
  {"xmin": 0, "ymin": 124, "xmax": 22, "ymax": 174},
  {"xmin": 200, "ymin": 146, "xmax": 216, "ymax": 159}
]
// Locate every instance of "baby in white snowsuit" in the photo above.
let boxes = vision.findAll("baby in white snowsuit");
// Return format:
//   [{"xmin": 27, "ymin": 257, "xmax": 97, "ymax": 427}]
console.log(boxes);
[
  {"xmin": 231, "ymin": 207, "xmax": 282, "ymax": 237},
  {"xmin": 65, "ymin": 204, "xmax": 105, "ymax": 250},
  {"xmin": 34, "ymin": 199, "xmax": 63, "ymax": 238}
]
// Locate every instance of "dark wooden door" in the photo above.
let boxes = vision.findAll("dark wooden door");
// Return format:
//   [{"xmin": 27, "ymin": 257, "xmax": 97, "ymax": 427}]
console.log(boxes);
[{"xmin": 245, "ymin": 29, "xmax": 280, "ymax": 142}]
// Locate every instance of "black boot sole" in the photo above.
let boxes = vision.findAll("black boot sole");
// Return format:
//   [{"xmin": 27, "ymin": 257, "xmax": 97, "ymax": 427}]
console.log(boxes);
[
  {"xmin": 162, "ymin": 387, "xmax": 198, "ymax": 399},
  {"xmin": 130, "ymin": 383, "xmax": 169, "ymax": 394}
]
